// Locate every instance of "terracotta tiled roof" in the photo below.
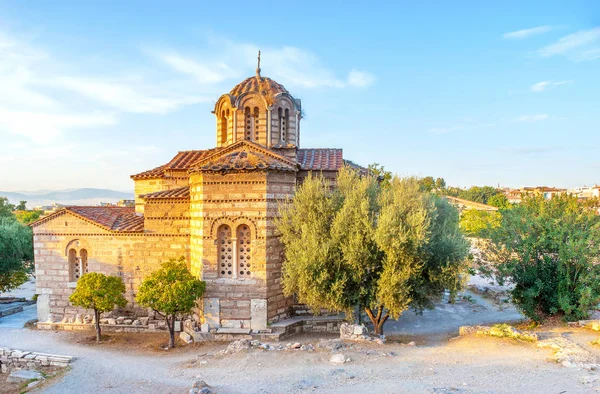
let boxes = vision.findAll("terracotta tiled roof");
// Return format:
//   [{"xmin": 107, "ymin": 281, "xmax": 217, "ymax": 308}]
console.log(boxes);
[
  {"xmin": 65, "ymin": 206, "xmax": 144, "ymax": 232},
  {"xmin": 297, "ymin": 149, "xmax": 344, "ymax": 171},
  {"xmin": 131, "ymin": 149, "xmax": 221, "ymax": 179},
  {"xmin": 140, "ymin": 186, "xmax": 190, "ymax": 199},
  {"xmin": 230, "ymin": 76, "xmax": 288, "ymax": 97}
]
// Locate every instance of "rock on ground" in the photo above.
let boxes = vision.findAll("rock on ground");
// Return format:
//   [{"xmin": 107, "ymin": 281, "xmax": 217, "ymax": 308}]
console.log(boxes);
[{"xmin": 7, "ymin": 369, "xmax": 44, "ymax": 383}]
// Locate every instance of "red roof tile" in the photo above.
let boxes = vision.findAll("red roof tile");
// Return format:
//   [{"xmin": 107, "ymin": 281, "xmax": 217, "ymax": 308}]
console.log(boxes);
[
  {"xmin": 65, "ymin": 206, "xmax": 144, "ymax": 232},
  {"xmin": 297, "ymin": 149, "xmax": 343, "ymax": 171},
  {"xmin": 131, "ymin": 149, "xmax": 221, "ymax": 179},
  {"xmin": 230, "ymin": 76, "xmax": 288, "ymax": 97},
  {"xmin": 140, "ymin": 186, "xmax": 190, "ymax": 199}
]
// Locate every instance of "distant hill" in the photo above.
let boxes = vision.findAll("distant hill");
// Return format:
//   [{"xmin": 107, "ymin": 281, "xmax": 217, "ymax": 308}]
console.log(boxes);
[{"xmin": 0, "ymin": 188, "xmax": 134, "ymax": 209}]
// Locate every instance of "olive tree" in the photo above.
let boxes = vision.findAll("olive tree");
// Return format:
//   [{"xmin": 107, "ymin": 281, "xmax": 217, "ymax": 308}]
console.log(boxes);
[
  {"xmin": 69, "ymin": 273, "xmax": 127, "ymax": 342},
  {"xmin": 0, "ymin": 217, "xmax": 33, "ymax": 293},
  {"xmin": 277, "ymin": 167, "xmax": 469, "ymax": 335},
  {"xmin": 136, "ymin": 257, "xmax": 205, "ymax": 348}
]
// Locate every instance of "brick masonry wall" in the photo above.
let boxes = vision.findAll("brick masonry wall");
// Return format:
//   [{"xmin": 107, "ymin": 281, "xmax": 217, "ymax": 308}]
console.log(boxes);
[
  {"xmin": 33, "ymin": 213, "xmax": 189, "ymax": 323},
  {"xmin": 144, "ymin": 199, "xmax": 190, "ymax": 235}
]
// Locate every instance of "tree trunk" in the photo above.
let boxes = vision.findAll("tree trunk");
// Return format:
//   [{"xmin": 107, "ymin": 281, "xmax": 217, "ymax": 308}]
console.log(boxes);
[
  {"xmin": 365, "ymin": 305, "xmax": 389, "ymax": 336},
  {"xmin": 167, "ymin": 315, "xmax": 176, "ymax": 349},
  {"xmin": 94, "ymin": 309, "xmax": 101, "ymax": 342}
]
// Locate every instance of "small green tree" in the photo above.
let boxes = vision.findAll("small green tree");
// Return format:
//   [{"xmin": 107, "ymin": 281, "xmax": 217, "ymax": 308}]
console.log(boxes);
[
  {"xmin": 0, "ymin": 197, "xmax": 15, "ymax": 218},
  {"xmin": 485, "ymin": 194, "xmax": 600, "ymax": 322},
  {"xmin": 136, "ymin": 257, "xmax": 205, "ymax": 348},
  {"xmin": 277, "ymin": 168, "xmax": 469, "ymax": 335},
  {"xmin": 15, "ymin": 201, "xmax": 27, "ymax": 211},
  {"xmin": 69, "ymin": 273, "xmax": 127, "ymax": 342},
  {"xmin": 0, "ymin": 217, "xmax": 33, "ymax": 292},
  {"xmin": 15, "ymin": 210, "xmax": 43, "ymax": 225},
  {"xmin": 488, "ymin": 194, "xmax": 510, "ymax": 209}
]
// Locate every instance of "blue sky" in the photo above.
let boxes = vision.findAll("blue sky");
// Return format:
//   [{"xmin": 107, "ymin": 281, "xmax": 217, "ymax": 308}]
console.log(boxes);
[{"xmin": 0, "ymin": 1, "xmax": 599, "ymax": 192}]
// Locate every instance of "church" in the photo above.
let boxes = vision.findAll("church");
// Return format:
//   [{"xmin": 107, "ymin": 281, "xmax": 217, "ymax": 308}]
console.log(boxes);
[{"xmin": 31, "ymin": 57, "xmax": 364, "ymax": 332}]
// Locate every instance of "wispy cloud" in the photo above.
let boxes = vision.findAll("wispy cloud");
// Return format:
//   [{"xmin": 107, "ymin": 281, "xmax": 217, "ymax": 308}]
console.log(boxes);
[
  {"xmin": 515, "ymin": 114, "xmax": 549, "ymax": 122},
  {"xmin": 151, "ymin": 41, "xmax": 375, "ymax": 90},
  {"xmin": 52, "ymin": 77, "xmax": 210, "ymax": 114},
  {"xmin": 0, "ymin": 107, "xmax": 116, "ymax": 142},
  {"xmin": 530, "ymin": 80, "xmax": 571, "ymax": 92},
  {"xmin": 538, "ymin": 27, "xmax": 600, "ymax": 61},
  {"xmin": 503, "ymin": 25, "xmax": 556, "ymax": 39}
]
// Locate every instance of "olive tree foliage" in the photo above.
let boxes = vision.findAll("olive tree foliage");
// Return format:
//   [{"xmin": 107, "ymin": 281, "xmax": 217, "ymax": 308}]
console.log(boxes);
[
  {"xmin": 0, "ymin": 217, "xmax": 32, "ymax": 293},
  {"xmin": 69, "ymin": 273, "xmax": 127, "ymax": 342},
  {"xmin": 276, "ymin": 167, "xmax": 470, "ymax": 335},
  {"xmin": 483, "ymin": 194, "xmax": 600, "ymax": 323},
  {"xmin": 136, "ymin": 257, "xmax": 206, "ymax": 348}
]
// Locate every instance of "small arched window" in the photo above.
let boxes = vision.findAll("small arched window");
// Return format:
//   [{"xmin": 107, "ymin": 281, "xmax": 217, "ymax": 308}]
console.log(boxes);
[
  {"xmin": 283, "ymin": 108, "xmax": 289, "ymax": 143},
  {"xmin": 253, "ymin": 107, "xmax": 259, "ymax": 141},
  {"xmin": 69, "ymin": 248, "xmax": 88, "ymax": 281},
  {"xmin": 245, "ymin": 107, "xmax": 252, "ymax": 141},
  {"xmin": 220, "ymin": 110, "xmax": 227, "ymax": 144},
  {"xmin": 236, "ymin": 225, "xmax": 251, "ymax": 277},
  {"xmin": 80, "ymin": 249, "xmax": 88, "ymax": 276},
  {"xmin": 217, "ymin": 225, "xmax": 233, "ymax": 278}
]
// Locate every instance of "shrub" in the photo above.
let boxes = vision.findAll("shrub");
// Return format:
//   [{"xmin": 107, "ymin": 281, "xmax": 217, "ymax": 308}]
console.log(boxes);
[{"xmin": 485, "ymin": 194, "xmax": 600, "ymax": 322}]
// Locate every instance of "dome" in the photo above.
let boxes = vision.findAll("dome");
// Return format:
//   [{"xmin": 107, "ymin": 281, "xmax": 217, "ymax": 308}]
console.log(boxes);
[{"xmin": 229, "ymin": 76, "xmax": 289, "ymax": 98}]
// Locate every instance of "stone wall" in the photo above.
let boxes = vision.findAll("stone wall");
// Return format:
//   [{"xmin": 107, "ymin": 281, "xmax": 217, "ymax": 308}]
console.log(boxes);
[
  {"xmin": 0, "ymin": 347, "xmax": 71, "ymax": 373},
  {"xmin": 33, "ymin": 212, "xmax": 190, "ymax": 323},
  {"xmin": 133, "ymin": 171, "xmax": 188, "ymax": 213},
  {"xmin": 144, "ymin": 198, "xmax": 190, "ymax": 235}
]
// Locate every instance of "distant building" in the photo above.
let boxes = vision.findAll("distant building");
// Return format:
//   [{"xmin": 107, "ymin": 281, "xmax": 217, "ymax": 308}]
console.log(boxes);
[
  {"xmin": 117, "ymin": 199, "xmax": 135, "ymax": 207},
  {"xmin": 568, "ymin": 186, "xmax": 600, "ymax": 199}
]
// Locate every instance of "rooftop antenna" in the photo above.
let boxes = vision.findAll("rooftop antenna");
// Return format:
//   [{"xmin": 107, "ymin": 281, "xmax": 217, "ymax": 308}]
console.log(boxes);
[{"xmin": 256, "ymin": 50, "xmax": 261, "ymax": 77}]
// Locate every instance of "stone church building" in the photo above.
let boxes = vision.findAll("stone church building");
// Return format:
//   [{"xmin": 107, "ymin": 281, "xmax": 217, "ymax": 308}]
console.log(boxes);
[{"xmin": 31, "ymin": 62, "xmax": 363, "ymax": 332}]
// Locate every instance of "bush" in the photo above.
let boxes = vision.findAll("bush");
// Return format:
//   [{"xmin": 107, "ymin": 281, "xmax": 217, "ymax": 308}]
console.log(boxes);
[{"xmin": 485, "ymin": 194, "xmax": 600, "ymax": 322}]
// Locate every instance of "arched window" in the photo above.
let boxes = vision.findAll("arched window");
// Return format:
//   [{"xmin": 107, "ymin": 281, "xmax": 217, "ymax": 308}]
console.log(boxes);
[
  {"xmin": 80, "ymin": 249, "xmax": 88, "ymax": 276},
  {"xmin": 283, "ymin": 108, "xmax": 289, "ymax": 143},
  {"xmin": 253, "ymin": 107, "xmax": 259, "ymax": 141},
  {"xmin": 278, "ymin": 107, "xmax": 283, "ymax": 142},
  {"xmin": 69, "ymin": 248, "xmax": 88, "ymax": 281},
  {"xmin": 236, "ymin": 225, "xmax": 252, "ymax": 276},
  {"xmin": 220, "ymin": 110, "xmax": 227, "ymax": 144},
  {"xmin": 217, "ymin": 225, "xmax": 233, "ymax": 278},
  {"xmin": 68, "ymin": 249, "xmax": 78, "ymax": 281},
  {"xmin": 245, "ymin": 107, "xmax": 253, "ymax": 141}
]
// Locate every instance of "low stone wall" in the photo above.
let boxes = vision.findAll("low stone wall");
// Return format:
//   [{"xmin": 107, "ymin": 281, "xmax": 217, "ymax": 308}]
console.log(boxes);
[
  {"xmin": 274, "ymin": 316, "xmax": 344, "ymax": 339},
  {"xmin": 0, "ymin": 347, "xmax": 72, "ymax": 373},
  {"xmin": 36, "ymin": 321, "xmax": 171, "ymax": 333}
]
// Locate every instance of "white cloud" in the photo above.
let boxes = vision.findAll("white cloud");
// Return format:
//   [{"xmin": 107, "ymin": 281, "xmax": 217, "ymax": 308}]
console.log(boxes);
[
  {"xmin": 347, "ymin": 70, "xmax": 375, "ymax": 88},
  {"xmin": 515, "ymin": 114, "xmax": 549, "ymax": 122},
  {"xmin": 503, "ymin": 26, "xmax": 555, "ymax": 39},
  {"xmin": 530, "ymin": 80, "xmax": 570, "ymax": 92},
  {"xmin": 152, "ymin": 40, "xmax": 374, "ymax": 90},
  {"xmin": 52, "ymin": 76, "xmax": 210, "ymax": 114},
  {"xmin": 0, "ymin": 107, "xmax": 116, "ymax": 142},
  {"xmin": 156, "ymin": 52, "xmax": 236, "ymax": 84},
  {"xmin": 539, "ymin": 27, "xmax": 600, "ymax": 61}
]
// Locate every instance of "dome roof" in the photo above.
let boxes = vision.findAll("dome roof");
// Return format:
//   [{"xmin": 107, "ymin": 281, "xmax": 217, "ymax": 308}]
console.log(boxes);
[{"xmin": 229, "ymin": 76, "xmax": 289, "ymax": 97}]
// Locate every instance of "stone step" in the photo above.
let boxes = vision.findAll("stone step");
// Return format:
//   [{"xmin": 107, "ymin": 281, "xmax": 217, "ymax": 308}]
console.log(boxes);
[{"xmin": 216, "ymin": 328, "xmax": 252, "ymax": 334}]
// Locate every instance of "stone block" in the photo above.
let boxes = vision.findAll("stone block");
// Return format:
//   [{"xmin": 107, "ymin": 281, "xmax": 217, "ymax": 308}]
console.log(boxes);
[
  {"xmin": 204, "ymin": 298, "xmax": 220, "ymax": 328},
  {"xmin": 251, "ymin": 299, "xmax": 267, "ymax": 331}
]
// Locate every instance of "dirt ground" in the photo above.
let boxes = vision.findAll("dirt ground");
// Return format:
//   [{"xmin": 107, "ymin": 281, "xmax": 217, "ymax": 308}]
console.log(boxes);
[{"xmin": 0, "ymin": 326, "xmax": 599, "ymax": 393}]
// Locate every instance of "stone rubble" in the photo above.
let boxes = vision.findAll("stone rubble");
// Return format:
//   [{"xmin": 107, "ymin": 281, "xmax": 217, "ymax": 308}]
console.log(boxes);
[
  {"xmin": 190, "ymin": 379, "xmax": 212, "ymax": 394},
  {"xmin": 0, "ymin": 346, "xmax": 72, "ymax": 374},
  {"xmin": 339, "ymin": 323, "xmax": 386, "ymax": 344}
]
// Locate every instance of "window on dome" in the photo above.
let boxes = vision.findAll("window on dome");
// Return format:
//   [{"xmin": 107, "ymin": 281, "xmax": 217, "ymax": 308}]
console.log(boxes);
[{"xmin": 220, "ymin": 110, "xmax": 227, "ymax": 144}]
